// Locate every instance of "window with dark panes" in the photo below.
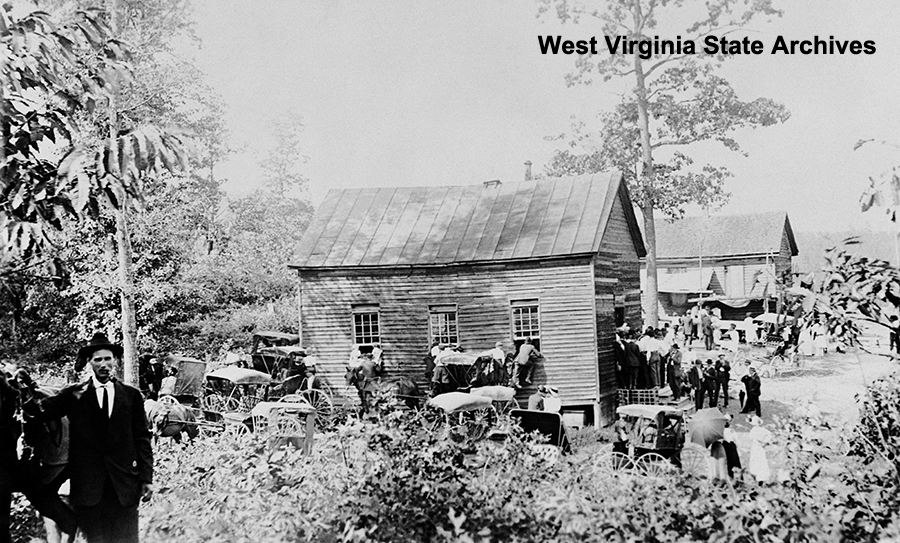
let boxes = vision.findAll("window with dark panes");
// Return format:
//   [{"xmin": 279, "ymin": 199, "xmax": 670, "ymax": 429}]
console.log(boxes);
[
  {"xmin": 352, "ymin": 304, "xmax": 380, "ymax": 350},
  {"xmin": 511, "ymin": 300, "xmax": 540, "ymax": 351},
  {"xmin": 429, "ymin": 305, "xmax": 458, "ymax": 344}
]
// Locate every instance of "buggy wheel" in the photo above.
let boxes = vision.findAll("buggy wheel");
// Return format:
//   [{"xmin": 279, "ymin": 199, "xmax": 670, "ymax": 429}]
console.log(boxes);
[
  {"xmin": 300, "ymin": 389, "xmax": 333, "ymax": 430},
  {"xmin": 608, "ymin": 451, "xmax": 635, "ymax": 472},
  {"xmin": 635, "ymin": 452, "xmax": 673, "ymax": 477},
  {"xmin": 460, "ymin": 407, "xmax": 494, "ymax": 441},
  {"xmin": 201, "ymin": 395, "xmax": 224, "ymax": 411},
  {"xmin": 221, "ymin": 397, "xmax": 241, "ymax": 412},
  {"xmin": 224, "ymin": 420, "xmax": 250, "ymax": 436},
  {"xmin": 759, "ymin": 364, "xmax": 778, "ymax": 379},
  {"xmin": 679, "ymin": 445, "xmax": 708, "ymax": 478},
  {"xmin": 592, "ymin": 444, "xmax": 616, "ymax": 474},
  {"xmin": 269, "ymin": 414, "xmax": 304, "ymax": 437}
]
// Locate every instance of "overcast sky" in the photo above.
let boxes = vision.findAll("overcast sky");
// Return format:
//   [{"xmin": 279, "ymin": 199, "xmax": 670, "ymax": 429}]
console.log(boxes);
[{"xmin": 190, "ymin": 0, "xmax": 900, "ymax": 233}]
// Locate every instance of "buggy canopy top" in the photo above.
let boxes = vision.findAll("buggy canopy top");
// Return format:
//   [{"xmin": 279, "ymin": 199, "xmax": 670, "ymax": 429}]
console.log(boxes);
[
  {"xmin": 253, "ymin": 331, "xmax": 300, "ymax": 344},
  {"xmin": 165, "ymin": 355, "xmax": 207, "ymax": 396},
  {"xmin": 617, "ymin": 404, "xmax": 682, "ymax": 420},
  {"xmin": 428, "ymin": 391, "xmax": 492, "ymax": 413},
  {"xmin": 259, "ymin": 345, "xmax": 307, "ymax": 357},
  {"xmin": 206, "ymin": 366, "xmax": 272, "ymax": 385}
]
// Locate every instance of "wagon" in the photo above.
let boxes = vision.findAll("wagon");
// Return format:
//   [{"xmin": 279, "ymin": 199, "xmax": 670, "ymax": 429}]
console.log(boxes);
[
  {"xmin": 595, "ymin": 404, "xmax": 706, "ymax": 477},
  {"xmin": 424, "ymin": 391, "xmax": 499, "ymax": 441},
  {"xmin": 249, "ymin": 331, "xmax": 302, "ymax": 378},
  {"xmin": 431, "ymin": 351, "xmax": 509, "ymax": 395},
  {"xmin": 201, "ymin": 365, "xmax": 272, "ymax": 414},
  {"xmin": 163, "ymin": 354, "xmax": 207, "ymax": 405}
]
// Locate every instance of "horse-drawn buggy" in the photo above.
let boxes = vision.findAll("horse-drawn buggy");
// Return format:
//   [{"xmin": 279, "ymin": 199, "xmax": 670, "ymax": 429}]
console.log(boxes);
[
  {"xmin": 431, "ymin": 351, "xmax": 511, "ymax": 395},
  {"xmin": 595, "ymin": 404, "xmax": 706, "ymax": 477},
  {"xmin": 197, "ymin": 365, "xmax": 317, "ymax": 451}
]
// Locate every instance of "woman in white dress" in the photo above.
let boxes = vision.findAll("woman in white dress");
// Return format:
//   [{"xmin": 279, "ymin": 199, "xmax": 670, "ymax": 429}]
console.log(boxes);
[{"xmin": 747, "ymin": 415, "xmax": 772, "ymax": 482}]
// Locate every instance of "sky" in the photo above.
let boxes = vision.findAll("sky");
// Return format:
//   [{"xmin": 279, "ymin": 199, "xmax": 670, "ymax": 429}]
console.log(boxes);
[{"xmin": 189, "ymin": 0, "xmax": 900, "ymax": 234}]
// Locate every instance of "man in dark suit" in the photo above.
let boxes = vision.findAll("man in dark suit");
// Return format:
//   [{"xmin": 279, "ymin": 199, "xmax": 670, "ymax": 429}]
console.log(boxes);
[
  {"xmin": 623, "ymin": 333, "xmax": 643, "ymax": 389},
  {"xmin": 22, "ymin": 334, "xmax": 153, "ymax": 543}
]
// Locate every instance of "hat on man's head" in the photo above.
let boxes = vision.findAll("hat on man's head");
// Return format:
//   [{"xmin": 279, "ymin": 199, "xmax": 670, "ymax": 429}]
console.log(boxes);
[{"xmin": 77, "ymin": 333, "xmax": 123, "ymax": 364}]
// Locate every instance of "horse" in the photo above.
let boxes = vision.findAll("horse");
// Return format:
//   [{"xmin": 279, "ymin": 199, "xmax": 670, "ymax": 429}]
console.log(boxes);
[
  {"xmin": 144, "ymin": 399, "xmax": 199, "ymax": 443},
  {"xmin": 344, "ymin": 358, "xmax": 420, "ymax": 411},
  {"xmin": 7, "ymin": 372, "xmax": 77, "ymax": 538}
]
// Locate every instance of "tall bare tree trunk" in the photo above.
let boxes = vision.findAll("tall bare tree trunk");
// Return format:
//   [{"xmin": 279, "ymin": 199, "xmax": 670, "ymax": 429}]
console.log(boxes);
[
  {"xmin": 632, "ymin": 1, "xmax": 658, "ymax": 327},
  {"xmin": 108, "ymin": 0, "xmax": 138, "ymax": 385},
  {"xmin": 116, "ymin": 207, "xmax": 138, "ymax": 385}
]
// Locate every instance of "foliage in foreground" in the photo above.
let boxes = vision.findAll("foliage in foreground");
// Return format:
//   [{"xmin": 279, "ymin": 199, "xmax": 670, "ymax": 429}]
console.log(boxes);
[
  {"xmin": 11, "ymin": 370, "xmax": 900, "ymax": 542},
  {"xmin": 132, "ymin": 407, "xmax": 899, "ymax": 542}
]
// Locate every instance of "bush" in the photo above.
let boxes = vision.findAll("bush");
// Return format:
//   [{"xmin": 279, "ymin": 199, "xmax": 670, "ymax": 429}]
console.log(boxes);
[{"xmin": 14, "ymin": 376, "xmax": 900, "ymax": 542}]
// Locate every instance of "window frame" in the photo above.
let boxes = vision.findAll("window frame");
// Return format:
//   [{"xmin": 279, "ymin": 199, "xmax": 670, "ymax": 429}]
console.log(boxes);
[
  {"xmin": 351, "ymin": 304, "xmax": 381, "ymax": 351},
  {"xmin": 428, "ymin": 304, "xmax": 459, "ymax": 345},
  {"xmin": 510, "ymin": 299, "xmax": 541, "ymax": 346}
]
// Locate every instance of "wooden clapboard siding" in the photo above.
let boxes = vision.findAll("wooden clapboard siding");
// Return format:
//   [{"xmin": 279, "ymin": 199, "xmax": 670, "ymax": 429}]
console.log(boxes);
[
  {"xmin": 592, "ymin": 190, "xmax": 642, "ymax": 424},
  {"xmin": 299, "ymin": 259, "xmax": 598, "ymax": 406}
]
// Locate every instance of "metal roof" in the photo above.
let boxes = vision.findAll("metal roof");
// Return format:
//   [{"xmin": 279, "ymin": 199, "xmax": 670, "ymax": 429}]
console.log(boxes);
[
  {"xmin": 654, "ymin": 212, "xmax": 798, "ymax": 260},
  {"xmin": 291, "ymin": 172, "xmax": 645, "ymax": 269}
]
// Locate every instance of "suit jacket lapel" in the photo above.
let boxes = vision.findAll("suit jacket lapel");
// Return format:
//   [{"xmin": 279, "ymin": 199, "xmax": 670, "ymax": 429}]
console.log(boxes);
[
  {"xmin": 110, "ymin": 381, "xmax": 125, "ymax": 419},
  {"xmin": 83, "ymin": 380, "xmax": 99, "ymax": 410}
]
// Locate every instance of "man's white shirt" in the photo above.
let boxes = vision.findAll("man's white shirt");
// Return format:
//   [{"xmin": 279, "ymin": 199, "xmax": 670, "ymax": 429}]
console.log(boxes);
[{"xmin": 91, "ymin": 375, "xmax": 114, "ymax": 417}]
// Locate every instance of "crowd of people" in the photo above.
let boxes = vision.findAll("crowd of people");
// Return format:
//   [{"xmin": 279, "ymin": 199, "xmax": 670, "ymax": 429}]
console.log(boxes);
[{"xmin": 615, "ymin": 318, "xmax": 764, "ymax": 418}]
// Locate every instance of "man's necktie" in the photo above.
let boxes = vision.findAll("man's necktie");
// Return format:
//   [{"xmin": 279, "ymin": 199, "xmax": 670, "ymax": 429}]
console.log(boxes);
[{"xmin": 101, "ymin": 385, "xmax": 109, "ymax": 418}]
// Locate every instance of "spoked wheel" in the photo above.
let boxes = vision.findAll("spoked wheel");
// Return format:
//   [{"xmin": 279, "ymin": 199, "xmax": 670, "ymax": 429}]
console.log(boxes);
[
  {"xmin": 300, "ymin": 389, "xmax": 333, "ymax": 430},
  {"xmin": 759, "ymin": 364, "xmax": 778, "ymax": 379},
  {"xmin": 269, "ymin": 414, "xmax": 304, "ymax": 437},
  {"xmin": 592, "ymin": 444, "xmax": 617, "ymax": 475},
  {"xmin": 201, "ymin": 395, "xmax": 224, "ymax": 411},
  {"xmin": 609, "ymin": 452, "xmax": 635, "ymax": 472},
  {"xmin": 456, "ymin": 407, "xmax": 495, "ymax": 441},
  {"xmin": 224, "ymin": 420, "xmax": 250, "ymax": 437},
  {"xmin": 635, "ymin": 452, "xmax": 674, "ymax": 477},
  {"xmin": 679, "ymin": 445, "xmax": 709, "ymax": 478}
]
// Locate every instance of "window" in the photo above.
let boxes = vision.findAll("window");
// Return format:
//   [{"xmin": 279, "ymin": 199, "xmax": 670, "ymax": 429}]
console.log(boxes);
[
  {"xmin": 429, "ymin": 305, "xmax": 458, "ymax": 344},
  {"xmin": 511, "ymin": 299, "xmax": 540, "ymax": 350},
  {"xmin": 352, "ymin": 304, "xmax": 380, "ymax": 350}
]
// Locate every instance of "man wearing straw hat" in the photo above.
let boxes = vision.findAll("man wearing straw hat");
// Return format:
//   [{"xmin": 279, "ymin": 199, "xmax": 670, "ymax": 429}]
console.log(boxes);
[{"xmin": 19, "ymin": 333, "xmax": 153, "ymax": 543}]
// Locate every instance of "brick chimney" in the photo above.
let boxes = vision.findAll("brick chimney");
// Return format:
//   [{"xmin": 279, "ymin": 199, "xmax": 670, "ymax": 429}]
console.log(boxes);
[{"xmin": 524, "ymin": 160, "xmax": 533, "ymax": 181}]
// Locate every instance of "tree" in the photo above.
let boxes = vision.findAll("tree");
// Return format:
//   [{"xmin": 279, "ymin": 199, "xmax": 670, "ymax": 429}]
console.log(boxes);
[
  {"xmin": 540, "ymin": 0, "xmax": 790, "ymax": 325},
  {"xmin": 259, "ymin": 109, "xmax": 308, "ymax": 199},
  {"xmin": 1, "ymin": 3, "xmax": 189, "ymax": 263}
]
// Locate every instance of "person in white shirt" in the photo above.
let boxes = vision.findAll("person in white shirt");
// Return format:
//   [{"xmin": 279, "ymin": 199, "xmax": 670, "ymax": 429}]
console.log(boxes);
[
  {"xmin": 743, "ymin": 313, "xmax": 758, "ymax": 344},
  {"xmin": 158, "ymin": 367, "xmax": 177, "ymax": 397},
  {"xmin": 430, "ymin": 341, "xmax": 441, "ymax": 359},
  {"xmin": 489, "ymin": 341, "xmax": 506, "ymax": 362},
  {"xmin": 723, "ymin": 324, "xmax": 741, "ymax": 352},
  {"xmin": 371, "ymin": 343, "xmax": 384, "ymax": 370}
]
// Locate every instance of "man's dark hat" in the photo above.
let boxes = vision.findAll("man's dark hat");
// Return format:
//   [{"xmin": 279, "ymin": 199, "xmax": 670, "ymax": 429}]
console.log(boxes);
[{"xmin": 77, "ymin": 333, "xmax": 123, "ymax": 362}]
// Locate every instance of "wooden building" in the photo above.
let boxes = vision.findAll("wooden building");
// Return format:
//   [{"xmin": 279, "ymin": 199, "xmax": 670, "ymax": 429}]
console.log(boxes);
[
  {"xmin": 290, "ymin": 172, "xmax": 645, "ymax": 424},
  {"xmin": 644, "ymin": 212, "xmax": 798, "ymax": 319}
]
